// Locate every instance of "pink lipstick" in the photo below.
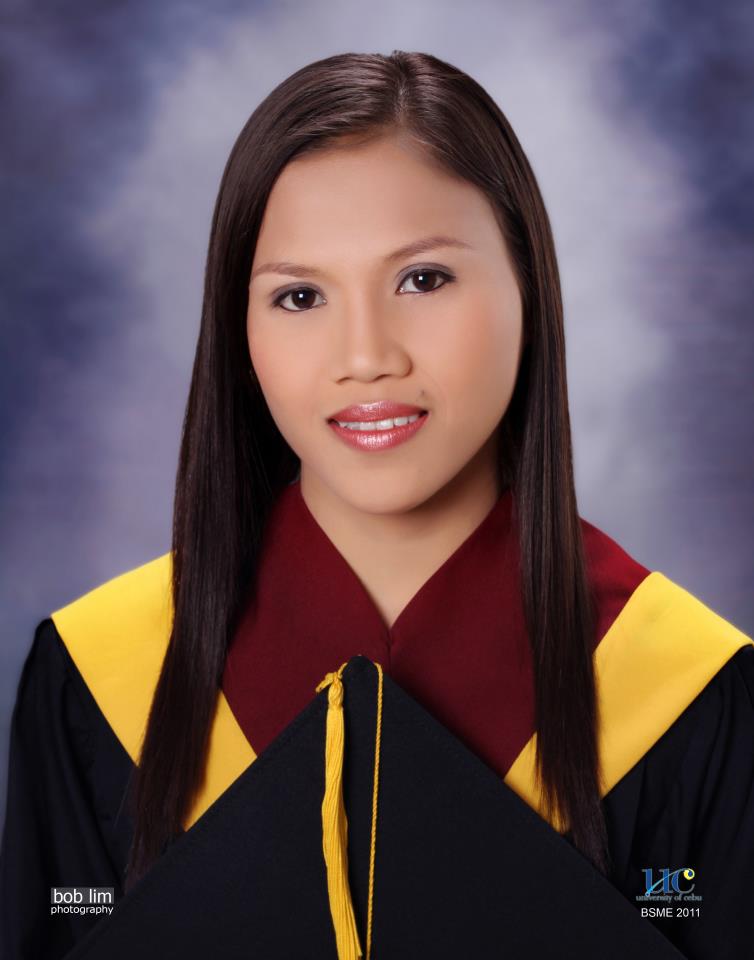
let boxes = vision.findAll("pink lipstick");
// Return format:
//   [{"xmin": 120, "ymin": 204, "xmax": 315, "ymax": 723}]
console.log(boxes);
[{"xmin": 327, "ymin": 400, "xmax": 429, "ymax": 451}]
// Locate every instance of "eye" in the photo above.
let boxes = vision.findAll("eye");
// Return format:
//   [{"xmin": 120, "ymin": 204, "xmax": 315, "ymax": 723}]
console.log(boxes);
[
  {"xmin": 397, "ymin": 268, "xmax": 454, "ymax": 295},
  {"xmin": 272, "ymin": 287, "xmax": 326, "ymax": 312},
  {"xmin": 270, "ymin": 268, "xmax": 454, "ymax": 312}
]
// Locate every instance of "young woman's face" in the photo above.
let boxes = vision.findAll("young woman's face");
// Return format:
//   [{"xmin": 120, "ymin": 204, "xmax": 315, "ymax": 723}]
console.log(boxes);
[{"xmin": 247, "ymin": 131, "xmax": 525, "ymax": 514}]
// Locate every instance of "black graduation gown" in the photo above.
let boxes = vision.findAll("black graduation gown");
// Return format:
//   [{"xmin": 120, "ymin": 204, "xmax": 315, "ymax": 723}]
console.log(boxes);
[{"xmin": 1, "ymin": 563, "xmax": 753, "ymax": 959}]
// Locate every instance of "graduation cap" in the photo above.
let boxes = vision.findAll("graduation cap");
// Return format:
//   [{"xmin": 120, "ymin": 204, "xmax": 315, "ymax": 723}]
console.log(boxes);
[{"xmin": 63, "ymin": 655, "xmax": 685, "ymax": 959}]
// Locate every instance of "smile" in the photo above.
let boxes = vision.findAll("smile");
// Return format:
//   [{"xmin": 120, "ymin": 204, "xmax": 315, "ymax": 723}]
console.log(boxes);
[
  {"xmin": 327, "ymin": 411, "xmax": 429, "ymax": 450},
  {"xmin": 334, "ymin": 413, "xmax": 422, "ymax": 431}
]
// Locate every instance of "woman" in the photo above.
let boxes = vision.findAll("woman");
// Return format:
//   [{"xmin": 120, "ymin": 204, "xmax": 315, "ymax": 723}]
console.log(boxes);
[{"xmin": 1, "ymin": 50, "xmax": 752, "ymax": 959}]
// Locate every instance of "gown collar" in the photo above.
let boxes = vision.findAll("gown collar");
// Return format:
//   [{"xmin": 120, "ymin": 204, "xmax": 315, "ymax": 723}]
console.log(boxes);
[{"xmin": 222, "ymin": 477, "xmax": 650, "ymax": 777}]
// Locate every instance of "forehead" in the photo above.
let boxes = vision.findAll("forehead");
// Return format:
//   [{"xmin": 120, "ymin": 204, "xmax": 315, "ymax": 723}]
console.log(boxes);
[{"xmin": 253, "ymin": 132, "xmax": 500, "ymax": 263}]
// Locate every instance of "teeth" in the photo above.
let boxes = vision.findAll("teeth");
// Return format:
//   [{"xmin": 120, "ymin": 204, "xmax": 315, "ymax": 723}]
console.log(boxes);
[{"xmin": 336, "ymin": 413, "xmax": 422, "ymax": 431}]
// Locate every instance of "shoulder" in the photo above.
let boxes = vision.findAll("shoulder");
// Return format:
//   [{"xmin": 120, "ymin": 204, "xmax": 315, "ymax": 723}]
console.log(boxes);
[
  {"xmin": 680, "ymin": 641, "xmax": 754, "ymax": 769},
  {"xmin": 577, "ymin": 511, "xmax": 750, "ymax": 672},
  {"xmin": 12, "ymin": 617, "xmax": 81, "ymax": 718},
  {"xmin": 48, "ymin": 552, "xmax": 173, "ymax": 764},
  {"xmin": 51, "ymin": 551, "xmax": 173, "ymax": 642},
  {"xmin": 13, "ymin": 614, "xmax": 138, "ymax": 774},
  {"xmin": 725, "ymin": 640, "xmax": 754, "ymax": 695},
  {"xmin": 575, "ymin": 513, "xmax": 753, "ymax": 788},
  {"xmin": 596, "ymin": 566, "xmax": 752, "ymax": 796}
]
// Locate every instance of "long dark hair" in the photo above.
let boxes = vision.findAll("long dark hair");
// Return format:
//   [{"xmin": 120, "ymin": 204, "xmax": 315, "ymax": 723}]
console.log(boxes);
[{"xmin": 125, "ymin": 50, "xmax": 608, "ymax": 890}]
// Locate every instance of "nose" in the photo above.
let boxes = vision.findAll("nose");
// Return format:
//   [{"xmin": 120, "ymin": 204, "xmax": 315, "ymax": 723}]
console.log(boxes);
[{"xmin": 330, "ymin": 292, "xmax": 412, "ymax": 383}]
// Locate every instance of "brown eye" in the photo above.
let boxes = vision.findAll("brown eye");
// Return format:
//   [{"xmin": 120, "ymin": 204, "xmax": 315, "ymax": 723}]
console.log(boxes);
[
  {"xmin": 273, "ymin": 287, "xmax": 325, "ymax": 312},
  {"xmin": 398, "ymin": 269, "xmax": 453, "ymax": 295}
]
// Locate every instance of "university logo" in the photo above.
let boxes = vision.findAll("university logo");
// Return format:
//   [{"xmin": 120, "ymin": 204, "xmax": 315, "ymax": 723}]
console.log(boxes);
[
  {"xmin": 635, "ymin": 866, "xmax": 703, "ymax": 904},
  {"xmin": 642, "ymin": 867, "xmax": 695, "ymax": 897}
]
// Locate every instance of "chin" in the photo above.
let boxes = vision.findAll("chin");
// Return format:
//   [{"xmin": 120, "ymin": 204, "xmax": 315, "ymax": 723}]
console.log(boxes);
[{"xmin": 325, "ymin": 471, "xmax": 439, "ymax": 517}]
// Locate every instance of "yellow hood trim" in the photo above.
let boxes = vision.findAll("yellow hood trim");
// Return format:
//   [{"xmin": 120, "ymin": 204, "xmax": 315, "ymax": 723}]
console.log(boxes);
[
  {"xmin": 504, "ymin": 570, "xmax": 753, "ymax": 831},
  {"xmin": 51, "ymin": 558, "xmax": 752, "ymax": 834},
  {"xmin": 51, "ymin": 552, "xmax": 255, "ymax": 830}
]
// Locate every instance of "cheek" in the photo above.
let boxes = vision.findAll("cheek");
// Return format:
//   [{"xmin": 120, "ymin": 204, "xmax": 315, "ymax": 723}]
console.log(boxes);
[
  {"xmin": 248, "ymin": 316, "xmax": 322, "ymax": 429},
  {"xmin": 248, "ymin": 321, "xmax": 292, "ymax": 418},
  {"xmin": 419, "ymin": 297, "xmax": 522, "ymax": 425}
]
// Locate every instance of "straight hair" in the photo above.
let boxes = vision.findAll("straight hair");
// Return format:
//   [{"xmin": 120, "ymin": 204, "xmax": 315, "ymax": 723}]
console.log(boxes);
[{"xmin": 125, "ymin": 50, "xmax": 609, "ymax": 890}]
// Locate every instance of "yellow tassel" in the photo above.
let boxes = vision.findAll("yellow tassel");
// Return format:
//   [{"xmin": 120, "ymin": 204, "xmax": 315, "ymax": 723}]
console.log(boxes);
[
  {"xmin": 365, "ymin": 661, "xmax": 383, "ymax": 960},
  {"xmin": 315, "ymin": 664, "xmax": 363, "ymax": 960}
]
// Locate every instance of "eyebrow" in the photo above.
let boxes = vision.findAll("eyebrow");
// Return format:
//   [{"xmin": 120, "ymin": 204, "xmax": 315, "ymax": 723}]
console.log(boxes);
[{"xmin": 249, "ymin": 234, "xmax": 474, "ymax": 282}]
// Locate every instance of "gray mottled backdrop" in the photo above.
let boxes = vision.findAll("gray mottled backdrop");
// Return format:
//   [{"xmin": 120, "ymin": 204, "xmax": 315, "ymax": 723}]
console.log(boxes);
[{"xmin": 2, "ymin": 1, "xmax": 752, "ymax": 823}]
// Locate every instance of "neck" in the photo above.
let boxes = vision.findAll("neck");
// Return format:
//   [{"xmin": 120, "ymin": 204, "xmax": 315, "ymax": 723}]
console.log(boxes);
[{"xmin": 298, "ymin": 443, "xmax": 504, "ymax": 630}]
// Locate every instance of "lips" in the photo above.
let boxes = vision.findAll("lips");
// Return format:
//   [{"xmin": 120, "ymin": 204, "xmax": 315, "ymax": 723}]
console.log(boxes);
[{"xmin": 327, "ymin": 400, "xmax": 427, "ymax": 423}]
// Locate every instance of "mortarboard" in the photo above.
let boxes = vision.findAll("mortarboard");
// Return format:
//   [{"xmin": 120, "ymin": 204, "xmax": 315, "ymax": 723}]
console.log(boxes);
[{"xmin": 62, "ymin": 655, "xmax": 686, "ymax": 959}]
